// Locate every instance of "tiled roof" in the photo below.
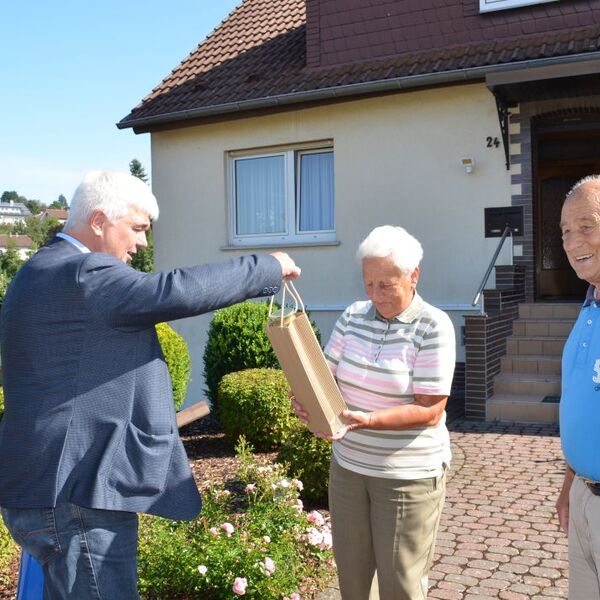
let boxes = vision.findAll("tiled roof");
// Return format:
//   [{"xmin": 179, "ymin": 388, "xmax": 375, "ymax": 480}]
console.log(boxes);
[
  {"xmin": 42, "ymin": 209, "xmax": 68, "ymax": 220},
  {"xmin": 118, "ymin": 0, "xmax": 600, "ymax": 131},
  {"xmin": 0, "ymin": 235, "xmax": 33, "ymax": 249}
]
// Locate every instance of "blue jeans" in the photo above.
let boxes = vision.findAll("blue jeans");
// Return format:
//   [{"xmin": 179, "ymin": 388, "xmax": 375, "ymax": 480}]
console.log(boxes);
[{"xmin": 1, "ymin": 502, "xmax": 139, "ymax": 599}]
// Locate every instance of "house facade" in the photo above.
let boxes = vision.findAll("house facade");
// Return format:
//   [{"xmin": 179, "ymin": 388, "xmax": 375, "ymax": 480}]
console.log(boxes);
[
  {"xmin": 40, "ymin": 208, "xmax": 68, "ymax": 224},
  {"xmin": 0, "ymin": 201, "xmax": 31, "ymax": 225},
  {"xmin": 119, "ymin": 0, "xmax": 600, "ymax": 420},
  {"xmin": 0, "ymin": 235, "xmax": 33, "ymax": 260}
]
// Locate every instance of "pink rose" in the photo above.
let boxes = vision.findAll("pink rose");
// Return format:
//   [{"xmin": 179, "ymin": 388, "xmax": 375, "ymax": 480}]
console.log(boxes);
[
  {"xmin": 306, "ymin": 527, "xmax": 323, "ymax": 546},
  {"xmin": 220, "ymin": 522, "xmax": 235, "ymax": 537},
  {"xmin": 232, "ymin": 577, "xmax": 248, "ymax": 596},
  {"xmin": 319, "ymin": 530, "xmax": 333, "ymax": 550},
  {"xmin": 307, "ymin": 510, "xmax": 325, "ymax": 526},
  {"xmin": 245, "ymin": 483, "xmax": 256, "ymax": 493},
  {"xmin": 262, "ymin": 557, "xmax": 276, "ymax": 576}
]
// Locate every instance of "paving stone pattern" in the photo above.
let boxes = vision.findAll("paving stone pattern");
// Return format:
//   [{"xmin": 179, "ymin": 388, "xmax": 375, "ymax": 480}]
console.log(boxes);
[{"xmin": 317, "ymin": 418, "xmax": 568, "ymax": 600}]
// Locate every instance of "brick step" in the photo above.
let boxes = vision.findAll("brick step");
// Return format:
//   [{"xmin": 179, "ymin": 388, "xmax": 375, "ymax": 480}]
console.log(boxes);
[
  {"xmin": 518, "ymin": 302, "xmax": 581, "ymax": 320},
  {"xmin": 512, "ymin": 318, "xmax": 574, "ymax": 338},
  {"xmin": 506, "ymin": 335, "xmax": 566, "ymax": 356},
  {"xmin": 494, "ymin": 372, "xmax": 560, "ymax": 396},
  {"xmin": 487, "ymin": 393, "xmax": 559, "ymax": 424},
  {"xmin": 500, "ymin": 353, "xmax": 561, "ymax": 375}
]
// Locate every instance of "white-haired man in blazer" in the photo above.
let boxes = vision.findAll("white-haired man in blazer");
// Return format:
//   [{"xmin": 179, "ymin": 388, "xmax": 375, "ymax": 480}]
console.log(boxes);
[{"xmin": 0, "ymin": 170, "xmax": 300, "ymax": 599}]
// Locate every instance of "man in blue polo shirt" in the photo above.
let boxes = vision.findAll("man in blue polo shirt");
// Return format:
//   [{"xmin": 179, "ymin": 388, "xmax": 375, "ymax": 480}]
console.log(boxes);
[{"xmin": 556, "ymin": 175, "xmax": 600, "ymax": 599}]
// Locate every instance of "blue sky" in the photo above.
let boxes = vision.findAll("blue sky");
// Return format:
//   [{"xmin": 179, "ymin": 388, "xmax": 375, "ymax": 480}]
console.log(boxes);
[{"xmin": 1, "ymin": 1, "xmax": 239, "ymax": 205}]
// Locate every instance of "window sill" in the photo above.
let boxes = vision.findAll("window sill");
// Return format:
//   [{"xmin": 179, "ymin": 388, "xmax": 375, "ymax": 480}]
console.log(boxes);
[{"xmin": 221, "ymin": 240, "xmax": 341, "ymax": 251}]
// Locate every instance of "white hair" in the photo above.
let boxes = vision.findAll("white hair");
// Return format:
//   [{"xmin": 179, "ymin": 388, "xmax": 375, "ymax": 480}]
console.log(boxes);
[
  {"xmin": 64, "ymin": 170, "xmax": 159, "ymax": 230},
  {"xmin": 357, "ymin": 225, "xmax": 423, "ymax": 275},
  {"xmin": 566, "ymin": 174, "xmax": 600, "ymax": 204}
]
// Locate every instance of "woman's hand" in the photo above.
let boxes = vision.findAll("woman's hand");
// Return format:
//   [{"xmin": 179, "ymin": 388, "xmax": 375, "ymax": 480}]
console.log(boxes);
[
  {"xmin": 291, "ymin": 395, "xmax": 372, "ymax": 440},
  {"xmin": 308, "ymin": 409, "xmax": 372, "ymax": 441},
  {"xmin": 291, "ymin": 396, "xmax": 310, "ymax": 426}
]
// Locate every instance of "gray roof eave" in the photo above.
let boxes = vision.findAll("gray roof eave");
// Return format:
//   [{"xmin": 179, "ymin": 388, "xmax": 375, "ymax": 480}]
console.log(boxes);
[{"xmin": 117, "ymin": 51, "xmax": 600, "ymax": 132}]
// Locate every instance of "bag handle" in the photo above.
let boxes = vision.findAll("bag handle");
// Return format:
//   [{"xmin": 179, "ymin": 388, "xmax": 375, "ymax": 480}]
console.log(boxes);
[{"xmin": 268, "ymin": 280, "xmax": 305, "ymax": 326}]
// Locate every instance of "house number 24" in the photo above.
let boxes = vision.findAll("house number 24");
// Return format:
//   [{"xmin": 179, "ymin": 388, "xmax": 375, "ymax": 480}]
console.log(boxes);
[{"xmin": 486, "ymin": 136, "xmax": 500, "ymax": 148}]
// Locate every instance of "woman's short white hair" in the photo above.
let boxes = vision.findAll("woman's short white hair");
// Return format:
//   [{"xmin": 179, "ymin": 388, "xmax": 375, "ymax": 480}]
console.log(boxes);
[
  {"xmin": 64, "ymin": 170, "xmax": 159, "ymax": 230},
  {"xmin": 357, "ymin": 225, "xmax": 423, "ymax": 275}
]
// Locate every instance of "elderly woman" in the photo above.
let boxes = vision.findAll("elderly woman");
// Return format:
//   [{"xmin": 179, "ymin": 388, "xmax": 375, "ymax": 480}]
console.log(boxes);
[{"xmin": 295, "ymin": 225, "xmax": 455, "ymax": 600}]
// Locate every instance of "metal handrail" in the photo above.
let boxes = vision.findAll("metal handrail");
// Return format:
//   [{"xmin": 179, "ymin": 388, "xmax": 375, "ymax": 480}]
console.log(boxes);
[{"xmin": 472, "ymin": 226, "xmax": 513, "ymax": 313}]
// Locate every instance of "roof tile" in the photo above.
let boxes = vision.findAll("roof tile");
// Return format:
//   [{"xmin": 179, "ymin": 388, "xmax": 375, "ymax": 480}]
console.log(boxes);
[{"xmin": 119, "ymin": 0, "xmax": 600, "ymax": 129}]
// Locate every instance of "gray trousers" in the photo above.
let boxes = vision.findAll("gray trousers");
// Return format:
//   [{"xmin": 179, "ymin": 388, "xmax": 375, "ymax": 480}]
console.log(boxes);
[
  {"xmin": 569, "ymin": 475, "xmax": 600, "ymax": 599},
  {"xmin": 329, "ymin": 458, "xmax": 445, "ymax": 600}
]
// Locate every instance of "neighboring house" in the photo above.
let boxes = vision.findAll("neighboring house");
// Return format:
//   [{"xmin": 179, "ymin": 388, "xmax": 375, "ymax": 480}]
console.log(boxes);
[
  {"xmin": 0, "ymin": 234, "xmax": 33, "ymax": 260},
  {"xmin": 0, "ymin": 201, "xmax": 31, "ymax": 225},
  {"xmin": 119, "ymin": 0, "xmax": 600, "ymax": 422},
  {"xmin": 40, "ymin": 208, "xmax": 68, "ymax": 224}
]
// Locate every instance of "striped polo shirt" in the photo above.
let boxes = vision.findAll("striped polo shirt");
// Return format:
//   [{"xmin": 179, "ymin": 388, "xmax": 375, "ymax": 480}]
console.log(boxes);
[{"xmin": 324, "ymin": 293, "xmax": 455, "ymax": 480}]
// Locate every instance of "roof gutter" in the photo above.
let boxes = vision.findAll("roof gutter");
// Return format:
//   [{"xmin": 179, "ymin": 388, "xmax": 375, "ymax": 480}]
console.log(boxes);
[{"xmin": 117, "ymin": 50, "xmax": 600, "ymax": 131}]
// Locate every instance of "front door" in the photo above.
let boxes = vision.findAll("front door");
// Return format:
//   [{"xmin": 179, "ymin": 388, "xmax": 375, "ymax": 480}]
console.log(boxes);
[{"xmin": 534, "ymin": 123, "xmax": 600, "ymax": 299}]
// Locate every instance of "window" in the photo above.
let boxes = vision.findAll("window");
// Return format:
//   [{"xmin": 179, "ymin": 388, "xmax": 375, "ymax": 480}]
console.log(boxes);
[
  {"xmin": 228, "ymin": 144, "xmax": 335, "ymax": 246},
  {"xmin": 479, "ymin": 0, "xmax": 558, "ymax": 12}
]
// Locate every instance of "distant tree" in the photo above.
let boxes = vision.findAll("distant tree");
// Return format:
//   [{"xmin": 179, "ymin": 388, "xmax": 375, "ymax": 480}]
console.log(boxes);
[
  {"xmin": 1, "ymin": 191, "xmax": 27, "ymax": 204},
  {"xmin": 49, "ymin": 194, "xmax": 68, "ymax": 210},
  {"xmin": 129, "ymin": 159, "xmax": 148, "ymax": 183},
  {"xmin": 0, "ymin": 270, "xmax": 10, "ymax": 309},
  {"xmin": 13, "ymin": 216, "xmax": 62, "ymax": 250},
  {"xmin": 24, "ymin": 199, "xmax": 44, "ymax": 215},
  {"xmin": 129, "ymin": 159, "xmax": 153, "ymax": 272},
  {"xmin": 0, "ymin": 242, "xmax": 24, "ymax": 279}
]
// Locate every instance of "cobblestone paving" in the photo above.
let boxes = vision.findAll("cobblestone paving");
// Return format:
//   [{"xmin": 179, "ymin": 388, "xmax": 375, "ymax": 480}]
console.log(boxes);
[
  {"xmin": 316, "ymin": 417, "xmax": 568, "ymax": 600},
  {"xmin": 429, "ymin": 419, "xmax": 567, "ymax": 600}
]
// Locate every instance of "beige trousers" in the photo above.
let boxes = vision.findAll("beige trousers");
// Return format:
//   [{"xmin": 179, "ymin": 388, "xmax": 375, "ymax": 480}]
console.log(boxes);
[
  {"xmin": 328, "ymin": 458, "xmax": 445, "ymax": 600},
  {"xmin": 569, "ymin": 475, "xmax": 600, "ymax": 599}
]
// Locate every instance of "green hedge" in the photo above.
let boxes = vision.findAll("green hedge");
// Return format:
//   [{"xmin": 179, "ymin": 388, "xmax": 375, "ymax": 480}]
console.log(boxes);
[
  {"xmin": 203, "ymin": 302, "xmax": 278, "ymax": 413},
  {"xmin": 203, "ymin": 301, "xmax": 321, "ymax": 417},
  {"xmin": 278, "ymin": 423, "xmax": 332, "ymax": 503},
  {"xmin": 156, "ymin": 323, "xmax": 191, "ymax": 411},
  {"xmin": 218, "ymin": 368, "xmax": 294, "ymax": 450}
]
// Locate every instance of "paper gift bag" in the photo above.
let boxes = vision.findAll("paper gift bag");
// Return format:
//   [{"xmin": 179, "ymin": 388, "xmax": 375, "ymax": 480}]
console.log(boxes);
[{"xmin": 266, "ymin": 282, "xmax": 346, "ymax": 436}]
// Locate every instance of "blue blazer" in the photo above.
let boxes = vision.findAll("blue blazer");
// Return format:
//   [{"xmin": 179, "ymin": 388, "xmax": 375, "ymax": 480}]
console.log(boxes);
[{"xmin": 0, "ymin": 238, "xmax": 282, "ymax": 519}]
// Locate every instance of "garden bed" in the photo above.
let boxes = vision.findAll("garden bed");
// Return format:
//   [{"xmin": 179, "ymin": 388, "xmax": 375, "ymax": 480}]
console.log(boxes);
[{"xmin": 0, "ymin": 415, "xmax": 332, "ymax": 599}]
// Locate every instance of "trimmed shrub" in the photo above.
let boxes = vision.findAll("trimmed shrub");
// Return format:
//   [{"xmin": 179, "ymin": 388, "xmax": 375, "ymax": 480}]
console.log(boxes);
[
  {"xmin": 156, "ymin": 323, "xmax": 191, "ymax": 411},
  {"xmin": 203, "ymin": 301, "xmax": 322, "ymax": 416},
  {"xmin": 278, "ymin": 423, "xmax": 332, "ymax": 504},
  {"xmin": 218, "ymin": 368, "xmax": 294, "ymax": 450},
  {"xmin": 203, "ymin": 301, "xmax": 277, "ymax": 411}
]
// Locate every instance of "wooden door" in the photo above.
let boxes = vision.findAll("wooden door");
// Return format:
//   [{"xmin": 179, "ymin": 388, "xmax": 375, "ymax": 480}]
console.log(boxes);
[{"xmin": 534, "ymin": 127, "xmax": 600, "ymax": 299}]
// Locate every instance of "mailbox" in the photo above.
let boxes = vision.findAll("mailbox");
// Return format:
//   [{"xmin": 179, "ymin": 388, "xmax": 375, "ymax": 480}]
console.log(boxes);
[{"xmin": 484, "ymin": 206, "xmax": 523, "ymax": 237}]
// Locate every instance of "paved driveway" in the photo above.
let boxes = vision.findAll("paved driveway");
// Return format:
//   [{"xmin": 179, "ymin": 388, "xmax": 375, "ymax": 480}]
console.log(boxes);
[
  {"xmin": 429, "ymin": 419, "xmax": 567, "ymax": 600},
  {"xmin": 317, "ymin": 418, "xmax": 568, "ymax": 600}
]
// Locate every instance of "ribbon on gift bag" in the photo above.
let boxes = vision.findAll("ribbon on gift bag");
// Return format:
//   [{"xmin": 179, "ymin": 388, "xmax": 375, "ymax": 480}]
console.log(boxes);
[{"xmin": 266, "ymin": 282, "xmax": 346, "ymax": 436}]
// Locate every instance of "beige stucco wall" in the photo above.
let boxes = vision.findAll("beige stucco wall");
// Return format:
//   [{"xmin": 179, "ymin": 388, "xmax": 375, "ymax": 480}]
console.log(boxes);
[{"xmin": 150, "ymin": 82, "xmax": 513, "ymax": 407}]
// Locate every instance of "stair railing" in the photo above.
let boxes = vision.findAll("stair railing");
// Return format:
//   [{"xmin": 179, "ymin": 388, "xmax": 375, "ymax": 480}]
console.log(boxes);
[{"xmin": 472, "ymin": 226, "xmax": 514, "ymax": 315}]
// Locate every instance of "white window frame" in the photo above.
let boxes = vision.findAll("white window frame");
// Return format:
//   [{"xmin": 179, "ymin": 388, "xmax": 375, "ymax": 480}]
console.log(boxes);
[
  {"xmin": 479, "ymin": 0, "xmax": 558, "ymax": 12},
  {"xmin": 228, "ymin": 143, "xmax": 335, "ymax": 247}
]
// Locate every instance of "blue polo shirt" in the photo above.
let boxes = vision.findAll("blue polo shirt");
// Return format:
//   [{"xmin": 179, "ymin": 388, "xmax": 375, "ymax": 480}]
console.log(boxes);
[{"xmin": 561, "ymin": 286, "xmax": 600, "ymax": 481}]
